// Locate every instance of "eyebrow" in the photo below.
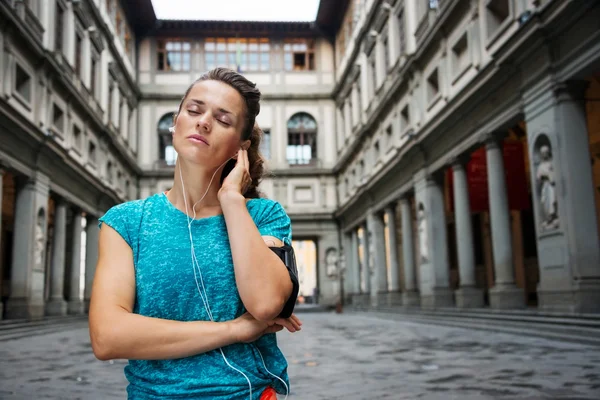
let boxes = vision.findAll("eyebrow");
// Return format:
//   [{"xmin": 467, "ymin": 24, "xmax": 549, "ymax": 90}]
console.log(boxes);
[{"xmin": 188, "ymin": 99, "xmax": 235, "ymax": 117}]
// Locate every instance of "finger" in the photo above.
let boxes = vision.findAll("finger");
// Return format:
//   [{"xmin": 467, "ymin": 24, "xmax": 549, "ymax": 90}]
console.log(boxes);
[
  {"xmin": 274, "ymin": 318, "xmax": 298, "ymax": 332},
  {"xmin": 290, "ymin": 314, "xmax": 303, "ymax": 327},
  {"xmin": 287, "ymin": 316, "xmax": 301, "ymax": 331},
  {"xmin": 265, "ymin": 325, "xmax": 284, "ymax": 334},
  {"xmin": 243, "ymin": 149, "xmax": 250, "ymax": 171}
]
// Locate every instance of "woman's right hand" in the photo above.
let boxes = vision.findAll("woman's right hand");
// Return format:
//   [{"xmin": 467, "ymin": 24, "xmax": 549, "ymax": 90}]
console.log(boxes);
[{"xmin": 232, "ymin": 312, "xmax": 282, "ymax": 343}]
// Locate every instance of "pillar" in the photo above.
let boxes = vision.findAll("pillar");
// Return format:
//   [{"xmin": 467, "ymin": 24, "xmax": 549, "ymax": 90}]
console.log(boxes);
[
  {"xmin": 0, "ymin": 168, "xmax": 3, "ymax": 319},
  {"xmin": 485, "ymin": 136, "xmax": 524, "ymax": 309},
  {"xmin": 367, "ymin": 210, "xmax": 387, "ymax": 307},
  {"xmin": 84, "ymin": 215, "xmax": 99, "ymax": 312},
  {"xmin": 360, "ymin": 222, "xmax": 371, "ymax": 306},
  {"xmin": 452, "ymin": 159, "xmax": 484, "ymax": 308},
  {"xmin": 46, "ymin": 200, "xmax": 68, "ymax": 315},
  {"xmin": 384, "ymin": 205, "xmax": 402, "ymax": 306},
  {"xmin": 5, "ymin": 173, "xmax": 50, "ymax": 319},
  {"xmin": 524, "ymin": 80, "xmax": 600, "ymax": 313},
  {"xmin": 400, "ymin": 198, "xmax": 419, "ymax": 306},
  {"xmin": 342, "ymin": 232, "xmax": 354, "ymax": 304},
  {"xmin": 68, "ymin": 210, "xmax": 84, "ymax": 314},
  {"xmin": 413, "ymin": 171, "xmax": 453, "ymax": 308}
]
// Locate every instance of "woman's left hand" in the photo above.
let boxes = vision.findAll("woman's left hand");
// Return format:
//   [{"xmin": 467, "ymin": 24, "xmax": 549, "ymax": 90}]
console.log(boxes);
[
  {"xmin": 218, "ymin": 149, "xmax": 252, "ymax": 202},
  {"xmin": 272, "ymin": 314, "xmax": 302, "ymax": 333}
]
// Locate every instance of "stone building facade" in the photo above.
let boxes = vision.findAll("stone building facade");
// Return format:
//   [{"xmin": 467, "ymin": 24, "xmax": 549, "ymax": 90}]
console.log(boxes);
[
  {"xmin": 1, "ymin": 0, "xmax": 599, "ymax": 319},
  {"xmin": 331, "ymin": 0, "xmax": 600, "ymax": 313}
]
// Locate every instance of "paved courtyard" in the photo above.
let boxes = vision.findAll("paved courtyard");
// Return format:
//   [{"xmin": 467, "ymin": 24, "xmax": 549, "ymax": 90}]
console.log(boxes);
[{"xmin": 0, "ymin": 312, "xmax": 599, "ymax": 399}]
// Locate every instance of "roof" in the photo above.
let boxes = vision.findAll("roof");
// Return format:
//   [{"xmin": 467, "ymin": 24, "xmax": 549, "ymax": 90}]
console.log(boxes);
[
  {"xmin": 153, "ymin": 19, "xmax": 318, "ymax": 37},
  {"xmin": 315, "ymin": 0, "xmax": 350, "ymax": 36},
  {"xmin": 121, "ymin": 0, "xmax": 157, "ymax": 36}
]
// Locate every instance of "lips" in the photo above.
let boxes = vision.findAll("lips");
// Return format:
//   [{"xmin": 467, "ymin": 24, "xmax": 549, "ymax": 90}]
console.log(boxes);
[{"xmin": 188, "ymin": 134, "xmax": 209, "ymax": 146}]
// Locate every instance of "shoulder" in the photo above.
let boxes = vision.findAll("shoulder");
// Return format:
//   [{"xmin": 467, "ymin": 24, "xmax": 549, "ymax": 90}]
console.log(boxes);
[
  {"xmin": 246, "ymin": 197, "xmax": 288, "ymax": 218},
  {"xmin": 100, "ymin": 196, "xmax": 152, "ymax": 220}
]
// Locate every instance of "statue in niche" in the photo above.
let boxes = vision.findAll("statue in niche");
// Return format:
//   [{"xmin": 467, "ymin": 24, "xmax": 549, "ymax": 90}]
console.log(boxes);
[
  {"xmin": 367, "ymin": 232, "xmax": 375, "ymax": 273},
  {"xmin": 417, "ymin": 203, "xmax": 429, "ymax": 263},
  {"xmin": 34, "ymin": 210, "xmax": 46, "ymax": 270},
  {"xmin": 325, "ymin": 248, "xmax": 338, "ymax": 278},
  {"xmin": 536, "ymin": 143, "xmax": 559, "ymax": 231}
]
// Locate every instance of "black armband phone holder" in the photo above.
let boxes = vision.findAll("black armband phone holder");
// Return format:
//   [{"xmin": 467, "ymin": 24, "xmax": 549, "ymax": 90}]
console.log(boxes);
[{"xmin": 269, "ymin": 245, "xmax": 299, "ymax": 319}]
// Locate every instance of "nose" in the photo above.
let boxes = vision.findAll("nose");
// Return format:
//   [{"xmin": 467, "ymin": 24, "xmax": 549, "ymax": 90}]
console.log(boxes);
[{"xmin": 197, "ymin": 112, "xmax": 211, "ymax": 133}]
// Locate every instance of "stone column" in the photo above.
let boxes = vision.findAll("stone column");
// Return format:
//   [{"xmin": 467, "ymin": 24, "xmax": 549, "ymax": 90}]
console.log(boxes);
[
  {"xmin": 400, "ymin": 198, "xmax": 419, "ymax": 306},
  {"xmin": 68, "ymin": 210, "xmax": 84, "ymax": 314},
  {"xmin": 413, "ymin": 171, "xmax": 453, "ymax": 308},
  {"xmin": 385, "ymin": 205, "xmax": 402, "ymax": 306},
  {"xmin": 351, "ymin": 229, "xmax": 361, "ymax": 295},
  {"xmin": 361, "ymin": 222, "xmax": 371, "ymax": 305},
  {"xmin": 84, "ymin": 215, "xmax": 99, "ymax": 312},
  {"xmin": 342, "ymin": 232, "xmax": 354, "ymax": 304},
  {"xmin": 367, "ymin": 211, "xmax": 387, "ymax": 307},
  {"xmin": 45, "ymin": 200, "xmax": 68, "ymax": 316},
  {"xmin": 0, "ymin": 168, "xmax": 3, "ymax": 319},
  {"xmin": 5, "ymin": 173, "xmax": 50, "ymax": 319},
  {"xmin": 485, "ymin": 136, "xmax": 524, "ymax": 309},
  {"xmin": 452, "ymin": 159, "xmax": 484, "ymax": 308},
  {"xmin": 524, "ymin": 81, "xmax": 600, "ymax": 313}
]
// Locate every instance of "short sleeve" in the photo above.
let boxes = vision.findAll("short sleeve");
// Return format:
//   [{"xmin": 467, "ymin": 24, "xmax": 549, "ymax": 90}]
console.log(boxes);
[
  {"xmin": 98, "ymin": 202, "xmax": 138, "ymax": 249},
  {"xmin": 254, "ymin": 200, "xmax": 292, "ymax": 246}
]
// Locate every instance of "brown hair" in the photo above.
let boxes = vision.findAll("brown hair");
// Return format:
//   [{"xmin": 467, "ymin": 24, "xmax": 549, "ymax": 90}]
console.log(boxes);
[{"xmin": 175, "ymin": 68, "xmax": 266, "ymax": 198}]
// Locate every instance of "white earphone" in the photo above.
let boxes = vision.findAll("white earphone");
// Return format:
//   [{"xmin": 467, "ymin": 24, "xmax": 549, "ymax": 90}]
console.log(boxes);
[{"xmin": 176, "ymin": 143, "xmax": 289, "ymax": 400}]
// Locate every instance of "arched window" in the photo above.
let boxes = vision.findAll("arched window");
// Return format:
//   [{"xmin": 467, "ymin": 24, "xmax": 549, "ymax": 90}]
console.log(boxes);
[
  {"xmin": 287, "ymin": 112, "xmax": 317, "ymax": 165},
  {"xmin": 158, "ymin": 112, "xmax": 177, "ymax": 166}
]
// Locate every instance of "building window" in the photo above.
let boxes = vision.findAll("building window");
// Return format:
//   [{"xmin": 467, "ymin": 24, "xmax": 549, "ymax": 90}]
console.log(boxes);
[
  {"xmin": 486, "ymin": 0, "xmax": 510, "ymax": 38},
  {"xmin": 204, "ymin": 38, "xmax": 270, "ymax": 72},
  {"xmin": 382, "ymin": 33, "xmax": 390, "ymax": 72},
  {"xmin": 55, "ymin": 1, "xmax": 64, "ymax": 53},
  {"xmin": 107, "ymin": 82, "xmax": 113, "ymax": 125},
  {"xmin": 260, "ymin": 128, "xmax": 271, "ymax": 160},
  {"xmin": 400, "ymin": 105, "xmax": 410, "ymax": 132},
  {"xmin": 158, "ymin": 112, "xmax": 177, "ymax": 166},
  {"xmin": 356, "ymin": 78, "xmax": 362, "ymax": 115},
  {"xmin": 284, "ymin": 39, "xmax": 315, "ymax": 71},
  {"xmin": 52, "ymin": 103, "xmax": 65, "ymax": 133},
  {"xmin": 452, "ymin": 33, "xmax": 469, "ymax": 78},
  {"xmin": 369, "ymin": 51, "xmax": 377, "ymax": 97},
  {"xmin": 287, "ymin": 112, "xmax": 317, "ymax": 165},
  {"xmin": 157, "ymin": 39, "xmax": 191, "ymax": 72},
  {"xmin": 75, "ymin": 32, "xmax": 83, "ymax": 77},
  {"xmin": 90, "ymin": 56, "xmax": 98, "ymax": 97},
  {"xmin": 15, "ymin": 64, "xmax": 31, "ymax": 103},
  {"xmin": 88, "ymin": 141, "xmax": 97, "ymax": 165},
  {"xmin": 106, "ymin": 161, "xmax": 113, "ymax": 184},
  {"xmin": 72, "ymin": 125, "xmax": 82, "ymax": 152},
  {"xmin": 427, "ymin": 68, "xmax": 440, "ymax": 104},
  {"xmin": 397, "ymin": 10, "xmax": 405, "ymax": 57}
]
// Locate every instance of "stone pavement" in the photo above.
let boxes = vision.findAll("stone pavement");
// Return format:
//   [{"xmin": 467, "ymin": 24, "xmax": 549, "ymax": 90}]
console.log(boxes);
[{"xmin": 0, "ymin": 313, "xmax": 599, "ymax": 399}]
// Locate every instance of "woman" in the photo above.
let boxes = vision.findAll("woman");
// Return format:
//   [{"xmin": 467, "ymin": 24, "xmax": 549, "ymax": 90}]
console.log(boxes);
[{"xmin": 89, "ymin": 68, "xmax": 302, "ymax": 400}]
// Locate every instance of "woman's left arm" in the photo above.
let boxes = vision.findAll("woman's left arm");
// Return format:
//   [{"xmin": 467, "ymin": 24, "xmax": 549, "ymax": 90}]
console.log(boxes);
[{"xmin": 220, "ymin": 191, "xmax": 293, "ymax": 321}]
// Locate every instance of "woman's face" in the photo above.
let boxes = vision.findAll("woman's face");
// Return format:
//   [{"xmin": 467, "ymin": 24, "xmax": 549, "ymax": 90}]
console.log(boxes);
[{"xmin": 173, "ymin": 80, "xmax": 247, "ymax": 168}]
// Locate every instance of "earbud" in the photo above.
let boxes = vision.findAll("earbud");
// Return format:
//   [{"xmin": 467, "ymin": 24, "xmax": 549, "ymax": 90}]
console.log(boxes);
[{"xmin": 169, "ymin": 126, "xmax": 175, "ymax": 133}]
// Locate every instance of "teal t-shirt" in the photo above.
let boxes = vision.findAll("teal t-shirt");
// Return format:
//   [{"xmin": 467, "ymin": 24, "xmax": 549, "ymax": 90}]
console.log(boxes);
[{"xmin": 98, "ymin": 192, "xmax": 292, "ymax": 399}]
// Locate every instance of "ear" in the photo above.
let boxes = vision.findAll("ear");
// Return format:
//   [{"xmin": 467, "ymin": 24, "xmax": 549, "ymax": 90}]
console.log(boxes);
[{"xmin": 240, "ymin": 140, "xmax": 251, "ymax": 151}]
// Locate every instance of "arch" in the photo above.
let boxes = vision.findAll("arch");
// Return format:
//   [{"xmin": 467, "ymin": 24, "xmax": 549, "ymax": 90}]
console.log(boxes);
[
  {"xmin": 158, "ymin": 112, "xmax": 177, "ymax": 166},
  {"xmin": 286, "ymin": 112, "xmax": 317, "ymax": 165}
]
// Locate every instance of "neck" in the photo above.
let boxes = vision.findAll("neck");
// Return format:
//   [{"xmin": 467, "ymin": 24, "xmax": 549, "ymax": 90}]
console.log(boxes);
[{"xmin": 168, "ymin": 159, "xmax": 224, "ymax": 217}]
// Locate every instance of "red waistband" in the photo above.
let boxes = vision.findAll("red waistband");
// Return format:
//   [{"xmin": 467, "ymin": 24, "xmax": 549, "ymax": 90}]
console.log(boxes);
[{"xmin": 260, "ymin": 387, "xmax": 277, "ymax": 400}]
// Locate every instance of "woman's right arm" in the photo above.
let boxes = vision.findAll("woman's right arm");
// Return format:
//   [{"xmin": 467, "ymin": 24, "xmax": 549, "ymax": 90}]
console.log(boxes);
[{"xmin": 88, "ymin": 224, "xmax": 276, "ymax": 361}]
